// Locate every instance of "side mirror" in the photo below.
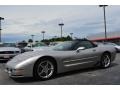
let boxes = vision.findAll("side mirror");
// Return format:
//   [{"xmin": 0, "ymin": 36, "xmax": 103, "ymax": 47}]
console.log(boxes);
[{"xmin": 76, "ymin": 47, "xmax": 85, "ymax": 53}]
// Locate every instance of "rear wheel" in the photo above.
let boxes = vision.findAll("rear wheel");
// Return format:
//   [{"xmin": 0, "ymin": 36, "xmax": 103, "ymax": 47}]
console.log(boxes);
[
  {"xmin": 33, "ymin": 59, "xmax": 55, "ymax": 80},
  {"xmin": 100, "ymin": 53, "xmax": 111, "ymax": 68}
]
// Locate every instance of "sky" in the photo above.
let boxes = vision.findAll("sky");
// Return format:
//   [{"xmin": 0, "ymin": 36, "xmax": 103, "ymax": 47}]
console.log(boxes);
[{"xmin": 0, "ymin": 5, "xmax": 120, "ymax": 42}]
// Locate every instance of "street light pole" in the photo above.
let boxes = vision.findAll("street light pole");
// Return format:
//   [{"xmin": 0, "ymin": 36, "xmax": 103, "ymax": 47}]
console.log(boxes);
[
  {"xmin": 0, "ymin": 17, "xmax": 4, "ymax": 42},
  {"xmin": 70, "ymin": 33, "xmax": 73, "ymax": 39},
  {"xmin": 58, "ymin": 23, "xmax": 64, "ymax": 38},
  {"xmin": 31, "ymin": 35, "xmax": 35, "ymax": 42},
  {"xmin": 99, "ymin": 5, "xmax": 108, "ymax": 39},
  {"xmin": 41, "ymin": 31, "xmax": 45, "ymax": 41}
]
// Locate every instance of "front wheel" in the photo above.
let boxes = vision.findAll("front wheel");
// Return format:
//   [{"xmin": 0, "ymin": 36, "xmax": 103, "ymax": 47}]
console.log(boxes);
[
  {"xmin": 100, "ymin": 53, "xmax": 111, "ymax": 68},
  {"xmin": 33, "ymin": 59, "xmax": 55, "ymax": 80}
]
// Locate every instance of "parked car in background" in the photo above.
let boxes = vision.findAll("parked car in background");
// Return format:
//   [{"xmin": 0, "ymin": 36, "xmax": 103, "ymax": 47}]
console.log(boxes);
[
  {"xmin": 104, "ymin": 42, "xmax": 120, "ymax": 53},
  {"xmin": 32, "ymin": 42, "xmax": 49, "ymax": 51},
  {"xmin": 95, "ymin": 42, "xmax": 120, "ymax": 53},
  {"xmin": 0, "ymin": 43, "xmax": 16, "ymax": 47},
  {"xmin": 6, "ymin": 39, "xmax": 116, "ymax": 80},
  {"xmin": 23, "ymin": 45, "xmax": 33, "ymax": 52},
  {"xmin": 16, "ymin": 41, "xmax": 28, "ymax": 53},
  {"xmin": 0, "ymin": 43, "xmax": 21, "ymax": 61},
  {"xmin": 49, "ymin": 42, "xmax": 63, "ymax": 46},
  {"xmin": 24, "ymin": 42, "xmax": 48, "ymax": 52}
]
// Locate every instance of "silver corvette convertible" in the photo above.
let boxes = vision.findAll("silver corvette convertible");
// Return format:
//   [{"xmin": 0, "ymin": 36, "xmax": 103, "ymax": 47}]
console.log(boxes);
[{"xmin": 5, "ymin": 39, "xmax": 116, "ymax": 80}]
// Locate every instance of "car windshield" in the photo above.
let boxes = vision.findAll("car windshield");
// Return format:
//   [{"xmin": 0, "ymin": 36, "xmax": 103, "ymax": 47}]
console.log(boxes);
[{"xmin": 53, "ymin": 41, "xmax": 77, "ymax": 51}]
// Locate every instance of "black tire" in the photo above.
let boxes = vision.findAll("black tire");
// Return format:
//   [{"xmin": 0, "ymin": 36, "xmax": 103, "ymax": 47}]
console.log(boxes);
[
  {"xmin": 100, "ymin": 53, "xmax": 111, "ymax": 68},
  {"xmin": 33, "ymin": 58, "xmax": 56, "ymax": 80}
]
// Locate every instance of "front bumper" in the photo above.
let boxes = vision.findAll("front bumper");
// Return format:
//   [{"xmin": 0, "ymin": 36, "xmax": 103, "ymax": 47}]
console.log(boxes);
[{"xmin": 5, "ymin": 68, "xmax": 24, "ymax": 78}]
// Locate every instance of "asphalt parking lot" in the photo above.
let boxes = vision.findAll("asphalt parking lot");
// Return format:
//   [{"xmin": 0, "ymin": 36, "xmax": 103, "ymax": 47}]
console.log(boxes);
[{"xmin": 0, "ymin": 53, "xmax": 120, "ymax": 85}]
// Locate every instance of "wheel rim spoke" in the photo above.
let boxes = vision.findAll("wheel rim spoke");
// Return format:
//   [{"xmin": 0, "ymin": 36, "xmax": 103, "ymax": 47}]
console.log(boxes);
[
  {"xmin": 45, "ymin": 61, "xmax": 49, "ymax": 68},
  {"xmin": 48, "ymin": 67, "xmax": 54, "ymax": 70},
  {"xmin": 40, "ymin": 64, "xmax": 45, "ymax": 69},
  {"xmin": 45, "ymin": 69, "xmax": 49, "ymax": 78},
  {"xmin": 38, "ymin": 69, "xmax": 44, "ymax": 75}
]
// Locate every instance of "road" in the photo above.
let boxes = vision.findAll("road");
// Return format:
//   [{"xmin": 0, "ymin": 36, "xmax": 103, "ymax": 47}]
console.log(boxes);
[{"xmin": 0, "ymin": 53, "xmax": 120, "ymax": 85}]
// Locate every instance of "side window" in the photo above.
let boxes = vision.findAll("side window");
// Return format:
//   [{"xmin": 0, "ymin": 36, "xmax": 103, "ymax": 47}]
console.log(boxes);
[{"xmin": 74, "ymin": 41, "xmax": 94, "ymax": 50}]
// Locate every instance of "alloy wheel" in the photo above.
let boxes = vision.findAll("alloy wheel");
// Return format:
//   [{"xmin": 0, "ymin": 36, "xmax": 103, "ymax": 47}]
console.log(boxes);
[
  {"xmin": 101, "ymin": 54, "xmax": 111, "ymax": 68},
  {"xmin": 37, "ymin": 60, "xmax": 54, "ymax": 79}
]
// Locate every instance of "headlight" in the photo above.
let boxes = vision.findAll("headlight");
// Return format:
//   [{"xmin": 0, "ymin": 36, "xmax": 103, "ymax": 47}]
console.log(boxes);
[
  {"xmin": 9, "ymin": 69, "xmax": 24, "ymax": 76},
  {"xmin": 13, "ymin": 69, "xmax": 24, "ymax": 75}
]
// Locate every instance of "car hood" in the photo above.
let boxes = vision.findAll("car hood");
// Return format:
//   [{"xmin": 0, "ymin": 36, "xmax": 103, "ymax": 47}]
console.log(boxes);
[{"xmin": 0, "ymin": 47, "xmax": 20, "ymax": 51}]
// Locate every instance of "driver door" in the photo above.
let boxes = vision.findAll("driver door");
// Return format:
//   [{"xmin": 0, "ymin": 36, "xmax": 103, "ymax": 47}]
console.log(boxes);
[{"xmin": 63, "ymin": 41, "xmax": 99, "ymax": 70}]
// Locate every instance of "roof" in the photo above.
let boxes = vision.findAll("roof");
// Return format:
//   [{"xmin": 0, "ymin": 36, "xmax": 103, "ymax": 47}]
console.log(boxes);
[{"xmin": 91, "ymin": 36, "xmax": 120, "ymax": 41}]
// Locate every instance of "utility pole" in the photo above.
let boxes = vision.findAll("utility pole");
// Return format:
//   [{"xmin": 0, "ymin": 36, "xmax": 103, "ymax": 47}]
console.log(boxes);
[
  {"xmin": 70, "ymin": 33, "xmax": 73, "ymax": 39},
  {"xmin": 0, "ymin": 17, "xmax": 4, "ymax": 42},
  {"xmin": 41, "ymin": 31, "xmax": 45, "ymax": 41},
  {"xmin": 99, "ymin": 5, "xmax": 108, "ymax": 39},
  {"xmin": 31, "ymin": 34, "xmax": 35, "ymax": 42},
  {"xmin": 58, "ymin": 23, "xmax": 64, "ymax": 39}
]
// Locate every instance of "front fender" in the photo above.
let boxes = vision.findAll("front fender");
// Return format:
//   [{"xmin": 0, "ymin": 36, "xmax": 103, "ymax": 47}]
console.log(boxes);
[{"xmin": 15, "ymin": 55, "xmax": 43, "ymax": 77}]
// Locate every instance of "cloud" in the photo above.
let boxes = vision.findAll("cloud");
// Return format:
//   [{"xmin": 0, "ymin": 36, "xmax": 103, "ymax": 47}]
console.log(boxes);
[{"xmin": 0, "ymin": 5, "xmax": 120, "ymax": 42}]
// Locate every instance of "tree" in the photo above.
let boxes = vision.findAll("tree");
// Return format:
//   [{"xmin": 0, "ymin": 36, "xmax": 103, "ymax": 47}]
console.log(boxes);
[
  {"xmin": 66, "ymin": 35, "xmax": 72, "ymax": 40},
  {"xmin": 40, "ymin": 35, "xmax": 72, "ymax": 43},
  {"xmin": 28, "ymin": 39, "xmax": 33, "ymax": 43},
  {"xmin": 35, "ymin": 40, "xmax": 39, "ymax": 43}
]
